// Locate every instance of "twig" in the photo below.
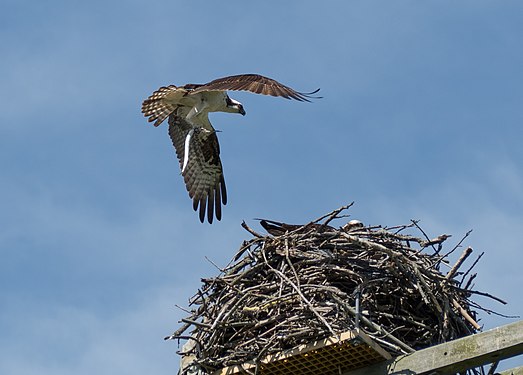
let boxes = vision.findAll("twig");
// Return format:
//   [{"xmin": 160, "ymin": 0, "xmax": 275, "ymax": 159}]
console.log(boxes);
[
  {"xmin": 452, "ymin": 299, "xmax": 481, "ymax": 330},
  {"xmin": 241, "ymin": 220, "xmax": 264, "ymax": 238},
  {"xmin": 261, "ymin": 247, "xmax": 336, "ymax": 337},
  {"xmin": 445, "ymin": 247, "xmax": 473, "ymax": 281},
  {"xmin": 460, "ymin": 252, "xmax": 484, "ymax": 287},
  {"xmin": 433, "ymin": 229, "xmax": 473, "ymax": 267}
]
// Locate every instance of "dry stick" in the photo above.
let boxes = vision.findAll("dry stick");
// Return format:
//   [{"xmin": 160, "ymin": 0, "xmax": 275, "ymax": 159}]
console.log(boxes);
[
  {"xmin": 261, "ymin": 248, "xmax": 336, "ymax": 337},
  {"xmin": 197, "ymin": 289, "xmax": 208, "ymax": 316},
  {"xmin": 241, "ymin": 220, "xmax": 264, "ymax": 238},
  {"xmin": 331, "ymin": 294, "xmax": 415, "ymax": 354},
  {"xmin": 447, "ymin": 304, "xmax": 474, "ymax": 335},
  {"xmin": 376, "ymin": 311, "xmax": 431, "ymax": 329},
  {"xmin": 460, "ymin": 252, "xmax": 484, "ymax": 287},
  {"xmin": 445, "ymin": 246, "xmax": 473, "ymax": 281},
  {"xmin": 369, "ymin": 334, "xmax": 405, "ymax": 353},
  {"xmin": 340, "ymin": 232, "xmax": 403, "ymax": 255},
  {"xmin": 284, "ymin": 237, "xmax": 301, "ymax": 292},
  {"xmin": 423, "ymin": 235, "xmax": 453, "ymax": 254},
  {"xmin": 462, "ymin": 289, "xmax": 508, "ymax": 305},
  {"xmin": 387, "ymin": 222, "xmax": 417, "ymax": 234},
  {"xmin": 229, "ymin": 263, "xmax": 265, "ymax": 286},
  {"xmin": 229, "ymin": 238, "xmax": 265, "ymax": 266},
  {"xmin": 269, "ymin": 269, "xmax": 335, "ymax": 336},
  {"xmin": 206, "ymin": 294, "xmax": 245, "ymax": 342},
  {"xmin": 413, "ymin": 264, "xmax": 443, "ymax": 314},
  {"xmin": 255, "ymin": 334, "xmax": 279, "ymax": 369},
  {"xmin": 166, "ymin": 302, "xmax": 209, "ymax": 339},
  {"xmin": 442, "ymin": 297, "xmax": 451, "ymax": 339},
  {"xmin": 205, "ymin": 255, "xmax": 224, "ymax": 273},
  {"xmin": 173, "ymin": 335, "xmax": 204, "ymax": 353},
  {"xmin": 166, "ymin": 321, "xmax": 191, "ymax": 340},
  {"xmin": 464, "ymin": 273, "xmax": 477, "ymax": 291},
  {"xmin": 181, "ymin": 317, "xmax": 212, "ymax": 329},
  {"xmin": 313, "ymin": 202, "xmax": 354, "ymax": 225},
  {"xmin": 433, "ymin": 229, "xmax": 473, "ymax": 268},
  {"xmin": 318, "ymin": 202, "xmax": 355, "ymax": 230},
  {"xmin": 174, "ymin": 304, "xmax": 192, "ymax": 314},
  {"xmin": 413, "ymin": 274, "xmax": 431, "ymax": 306},
  {"xmin": 410, "ymin": 219, "xmax": 440, "ymax": 254},
  {"xmin": 452, "ymin": 299, "xmax": 481, "ymax": 330},
  {"xmin": 467, "ymin": 301, "xmax": 519, "ymax": 318},
  {"xmin": 242, "ymin": 294, "xmax": 300, "ymax": 313}
]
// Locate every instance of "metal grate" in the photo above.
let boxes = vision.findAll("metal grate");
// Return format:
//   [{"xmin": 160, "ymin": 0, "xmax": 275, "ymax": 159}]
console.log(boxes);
[{"xmin": 213, "ymin": 329, "xmax": 391, "ymax": 375}]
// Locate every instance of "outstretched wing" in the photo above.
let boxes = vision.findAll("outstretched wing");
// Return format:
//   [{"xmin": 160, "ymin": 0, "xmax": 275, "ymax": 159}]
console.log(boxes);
[
  {"xmin": 168, "ymin": 113, "xmax": 227, "ymax": 224},
  {"xmin": 189, "ymin": 74, "xmax": 321, "ymax": 102},
  {"xmin": 141, "ymin": 85, "xmax": 189, "ymax": 127}
]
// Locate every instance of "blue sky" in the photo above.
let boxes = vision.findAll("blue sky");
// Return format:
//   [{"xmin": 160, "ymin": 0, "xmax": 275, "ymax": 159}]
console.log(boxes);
[{"xmin": 1, "ymin": 1, "xmax": 522, "ymax": 373}]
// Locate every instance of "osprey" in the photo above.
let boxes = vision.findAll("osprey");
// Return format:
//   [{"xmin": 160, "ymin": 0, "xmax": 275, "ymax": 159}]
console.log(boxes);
[{"xmin": 141, "ymin": 74, "xmax": 320, "ymax": 223}]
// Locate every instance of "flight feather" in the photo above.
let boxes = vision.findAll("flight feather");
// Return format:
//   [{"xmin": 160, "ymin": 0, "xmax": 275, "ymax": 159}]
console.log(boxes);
[{"xmin": 168, "ymin": 112, "xmax": 227, "ymax": 224}]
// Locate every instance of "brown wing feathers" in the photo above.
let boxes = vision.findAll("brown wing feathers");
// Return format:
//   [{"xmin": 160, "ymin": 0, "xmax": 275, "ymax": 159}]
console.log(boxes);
[
  {"xmin": 141, "ymin": 85, "xmax": 180, "ymax": 127},
  {"xmin": 168, "ymin": 114, "xmax": 227, "ymax": 224},
  {"xmin": 191, "ymin": 74, "xmax": 321, "ymax": 102}
]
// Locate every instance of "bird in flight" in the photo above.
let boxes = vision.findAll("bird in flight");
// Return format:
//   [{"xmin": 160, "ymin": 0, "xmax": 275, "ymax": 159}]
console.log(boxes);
[{"xmin": 141, "ymin": 74, "xmax": 320, "ymax": 224}]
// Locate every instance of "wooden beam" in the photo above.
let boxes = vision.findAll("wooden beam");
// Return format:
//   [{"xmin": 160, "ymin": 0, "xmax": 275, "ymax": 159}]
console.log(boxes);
[
  {"xmin": 499, "ymin": 365, "xmax": 523, "ymax": 375},
  {"xmin": 343, "ymin": 320, "xmax": 523, "ymax": 375}
]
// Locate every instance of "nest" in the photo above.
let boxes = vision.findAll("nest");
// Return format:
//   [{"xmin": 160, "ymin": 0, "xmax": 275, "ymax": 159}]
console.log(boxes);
[{"xmin": 170, "ymin": 204, "xmax": 506, "ymax": 374}]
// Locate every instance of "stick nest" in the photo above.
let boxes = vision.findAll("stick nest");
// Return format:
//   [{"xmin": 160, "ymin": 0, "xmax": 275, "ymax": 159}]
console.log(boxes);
[{"xmin": 170, "ymin": 204, "xmax": 506, "ymax": 373}]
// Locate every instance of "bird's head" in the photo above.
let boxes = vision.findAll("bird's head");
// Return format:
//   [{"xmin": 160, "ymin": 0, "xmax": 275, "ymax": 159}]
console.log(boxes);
[{"xmin": 225, "ymin": 95, "xmax": 246, "ymax": 116}]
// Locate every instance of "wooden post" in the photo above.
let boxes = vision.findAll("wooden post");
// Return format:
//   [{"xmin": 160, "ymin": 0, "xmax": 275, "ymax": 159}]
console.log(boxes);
[{"xmin": 343, "ymin": 320, "xmax": 523, "ymax": 375}]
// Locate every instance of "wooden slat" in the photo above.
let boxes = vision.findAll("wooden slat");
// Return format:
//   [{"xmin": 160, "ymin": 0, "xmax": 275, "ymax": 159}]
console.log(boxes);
[
  {"xmin": 343, "ymin": 320, "xmax": 523, "ymax": 375},
  {"xmin": 214, "ymin": 329, "xmax": 391, "ymax": 375},
  {"xmin": 499, "ymin": 365, "xmax": 523, "ymax": 375}
]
